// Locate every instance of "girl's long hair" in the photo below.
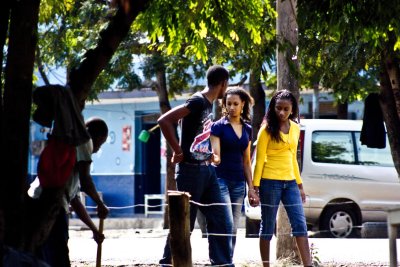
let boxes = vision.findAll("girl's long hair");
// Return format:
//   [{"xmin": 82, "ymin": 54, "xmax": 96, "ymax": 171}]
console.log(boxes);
[
  {"xmin": 222, "ymin": 87, "xmax": 254, "ymax": 122},
  {"xmin": 265, "ymin": 89, "xmax": 299, "ymax": 142}
]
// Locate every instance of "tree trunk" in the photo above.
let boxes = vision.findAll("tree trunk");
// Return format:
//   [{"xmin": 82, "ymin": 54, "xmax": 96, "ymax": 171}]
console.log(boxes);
[
  {"xmin": 312, "ymin": 83, "xmax": 319, "ymax": 119},
  {"xmin": 0, "ymin": 1, "xmax": 11, "ymax": 255},
  {"xmin": 36, "ymin": 47, "xmax": 50, "ymax": 85},
  {"xmin": 336, "ymin": 101, "xmax": 348, "ymax": 119},
  {"xmin": 68, "ymin": 0, "xmax": 150, "ymax": 102},
  {"xmin": 385, "ymin": 33, "xmax": 400, "ymax": 121},
  {"xmin": 0, "ymin": 0, "xmax": 10, "ymax": 93},
  {"xmin": 277, "ymin": 0, "xmax": 299, "ymax": 98},
  {"xmin": 153, "ymin": 57, "xmax": 177, "ymax": 228},
  {"xmin": 249, "ymin": 66, "xmax": 266, "ymax": 147},
  {"xmin": 380, "ymin": 55, "xmax": 400, "ymax": 179},
  {"xmin": 1, "ymin": 0, "xmax": 40, "ymax": 249},
  {"xmin": 276, "ymin": 0, "xmax": 301, "ymax": 263},
  {"xmin": 276, "ymin": 205, "xmax": 300, "ymax": 261}
]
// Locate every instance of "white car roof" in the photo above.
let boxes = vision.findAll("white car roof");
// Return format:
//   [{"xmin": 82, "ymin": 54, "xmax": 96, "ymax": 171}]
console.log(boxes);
[{"xmin": 299, "ymin": 119, "xmax": 363, "ymax": 131}]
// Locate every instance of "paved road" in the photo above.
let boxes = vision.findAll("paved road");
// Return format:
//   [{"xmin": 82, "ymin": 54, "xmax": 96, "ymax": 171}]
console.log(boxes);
[{"xmin": 69, "ymin": 228, "xmax": 397, "ymax": 266}]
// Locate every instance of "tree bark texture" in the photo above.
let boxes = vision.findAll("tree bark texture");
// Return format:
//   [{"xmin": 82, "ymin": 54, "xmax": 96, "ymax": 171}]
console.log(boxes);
[
  {"xmin": 380, "ymin": 56, "xmax": 400, "ymax": 179},
  {"xmin": 154, "ymin": 61, "xmax": 177, "ymax": 228},
  {"xmin": 0, "ymin": 1, "xmax": 10, "ymax": 95},
  {"xmin": 1, "ymin": 0, "xmax": 40, "ymax": 249},
  {"xmin": 384, "ymin": 51, "xmax": 400, "ymax": 121},
  {"xmin": 312, "ymin": 83, "xmax": 319, "ymax": 119},
  {"xmin": 168, "ymin": 191, "xmax": 192, "ymax": 267},
  {"xmin": 336, "ymin": 101, "xmax": 348, "ymax": 119},
  {"xmin": 249, "ymin": 66, "xmax": 266, "ymax": 148},
  {"xmin": 276, "ymin": 0, "xmax": 301, "ymax": 262},
  {"xmin": 0, "ymin": 1, "xmax": 11, "ymax": 256},
  {"xmin": 276, "ymin": 0, "xmax": 299, "ymax": 100},
  {"xmin": 68, "ymin": 0, "xmax": 150, "ymax": 103},
  {"xmin": 276, "ymin": 204, "xmax": 301, "ymax": 264}
]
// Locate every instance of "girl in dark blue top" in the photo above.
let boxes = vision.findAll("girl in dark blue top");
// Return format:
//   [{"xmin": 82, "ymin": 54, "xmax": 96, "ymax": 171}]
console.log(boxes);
[{"xmin": 210, "ymin": 87, "xmax": 260, "ymax": 256}]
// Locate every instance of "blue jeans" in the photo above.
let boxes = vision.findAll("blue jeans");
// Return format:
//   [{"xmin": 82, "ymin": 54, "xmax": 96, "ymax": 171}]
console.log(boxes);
[
  {"xmin": 217, "ymin": 178, "xmax": 245, "ymax": 257},
  {"xmin": 160, "ymin": 163, "xmax": 234, "ymax": 266},
  {"xmin": 259, "ymin": 179, "xmax": 308, "ymax": 240}
]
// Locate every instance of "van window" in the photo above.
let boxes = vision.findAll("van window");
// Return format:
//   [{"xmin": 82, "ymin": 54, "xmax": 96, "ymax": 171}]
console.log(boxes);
[
  {"xmin": 312, "ymin": 131, "xmax": 355, "ymax": 164},
  {"xmin": 354, "ymin": 132, "xmax": 394, "ymax": 167}
]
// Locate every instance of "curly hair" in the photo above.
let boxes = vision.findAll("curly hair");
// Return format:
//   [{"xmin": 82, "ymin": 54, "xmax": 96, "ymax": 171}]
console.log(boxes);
[
  {"xmin": 222, "ymin": 87, "xmax": 254, "ymax": 122},
  {"xmin": 265, "ymin": 89, "xmax": 299, "ymax": 142}
]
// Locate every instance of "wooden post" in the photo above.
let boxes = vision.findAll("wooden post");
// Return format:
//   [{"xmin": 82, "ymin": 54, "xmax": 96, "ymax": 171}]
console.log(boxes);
[
  {"xmin": 168, "ymin": 190, "xmax": 192, "ymax": 267},
  {"xmin": 96, "ymin": 218, "xmax": 104, "ymax": 267},
  {"xmin": 387, "ymin": 207, "xmax": 400, "ymax": 267}
]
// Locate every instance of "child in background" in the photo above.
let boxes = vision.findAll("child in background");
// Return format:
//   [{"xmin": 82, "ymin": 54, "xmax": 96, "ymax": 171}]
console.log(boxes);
[{"xmin": 29, "ymin": 117, "xmax": 109, "ymax": 267}]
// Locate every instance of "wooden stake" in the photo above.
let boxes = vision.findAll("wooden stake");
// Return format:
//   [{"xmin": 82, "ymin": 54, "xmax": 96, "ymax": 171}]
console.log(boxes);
[
  {"xmin": 168, "ymin": 190, "xmax": 192, "ymax": 267},
  {"xmin": 96, "ymin": 218, "xmax": 104, "ymax": 267}
]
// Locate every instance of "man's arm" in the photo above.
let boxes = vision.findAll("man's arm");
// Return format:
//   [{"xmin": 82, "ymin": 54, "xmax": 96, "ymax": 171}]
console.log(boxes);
[
  {"xmin": 70, "ymin": 196, "xmax": 105, "ymax": 244},
  {"xmin": 77, "ymin": 160, "xmax": 109, "ymax": 219},
  {"xmin": 157, "ymin": 104, "xmax": 190, "ymax": 163}
]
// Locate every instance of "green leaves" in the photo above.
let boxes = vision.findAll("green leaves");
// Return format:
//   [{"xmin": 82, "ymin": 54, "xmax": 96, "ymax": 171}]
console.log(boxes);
[
  {"xmin": 36, "ymin": 0, "xmax": 277, "ymax": 97},
  {"xmin": 135, "ymin": 0, "xmax": 274, "ymax": 62},
  {"xmin": 296, "ymin": 0, "xmax": 400, "ymax": 101}
]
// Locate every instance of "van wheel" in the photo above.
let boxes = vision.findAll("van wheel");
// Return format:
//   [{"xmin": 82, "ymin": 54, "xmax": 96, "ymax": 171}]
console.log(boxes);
[{"xmin": 320, "ymin": 206, "xmax": 360, "ymax": 238}]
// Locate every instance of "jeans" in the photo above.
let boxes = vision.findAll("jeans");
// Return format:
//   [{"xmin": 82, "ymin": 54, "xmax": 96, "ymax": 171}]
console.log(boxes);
[
  {"xmin": 160, "ymin": 162, "xmax": 234, "ymax": 266},
  {"xmin": 217, "ymin": 178, "xmax": 245, "ymax": 257},
  {"xmin": 259, "ymin": 179, "xmax": 308, "ymax": 240}
]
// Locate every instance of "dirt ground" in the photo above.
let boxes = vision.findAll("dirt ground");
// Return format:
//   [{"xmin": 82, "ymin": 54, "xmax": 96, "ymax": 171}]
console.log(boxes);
[{"xmin": 69, "ymin": 229, "xmax": 392, "ymax": 267}]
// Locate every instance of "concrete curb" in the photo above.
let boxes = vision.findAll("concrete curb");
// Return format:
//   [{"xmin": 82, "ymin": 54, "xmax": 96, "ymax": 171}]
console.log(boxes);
[
  {"xmin": 69, "ymin": 215, "xmax": 248, "ymax": 230},
  {"xmin": 69, "ymin": 217, "xmax": 165, "ymax": 230}
]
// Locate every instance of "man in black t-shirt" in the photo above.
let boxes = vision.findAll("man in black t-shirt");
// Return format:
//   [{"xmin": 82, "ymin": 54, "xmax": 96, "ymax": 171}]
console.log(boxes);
[{"xmin": 158, "ymin": 65, "xmax": 234, "ymax": 266}]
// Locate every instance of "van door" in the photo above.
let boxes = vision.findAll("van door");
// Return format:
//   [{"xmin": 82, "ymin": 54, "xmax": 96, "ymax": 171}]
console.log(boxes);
[
  {"xmin": 302, "ymin": 130, "xmax": 358, "ymax": 209},
  {"xmin": 353, "ymin": 132, "xmax": 400, "ymax": 221}
]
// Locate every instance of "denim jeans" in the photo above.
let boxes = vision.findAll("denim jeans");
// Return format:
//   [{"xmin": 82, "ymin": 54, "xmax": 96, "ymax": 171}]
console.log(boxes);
[
  {"xmin": 160, "ymin": 162, "xmax": 234, "ymax": 266},
  {"xmin": 259, "ymin": 179, "xmax": 308, "ymax": 240},
  {"xmin": 217, "ymin": 178, "xmax": 245, "ymax": 257}
]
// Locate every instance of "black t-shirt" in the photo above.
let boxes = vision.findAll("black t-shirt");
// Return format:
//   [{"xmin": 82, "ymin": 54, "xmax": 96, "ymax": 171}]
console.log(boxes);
[{"xmin": 180, "ymin": 92, "xmax": 212, "ymax": 163}]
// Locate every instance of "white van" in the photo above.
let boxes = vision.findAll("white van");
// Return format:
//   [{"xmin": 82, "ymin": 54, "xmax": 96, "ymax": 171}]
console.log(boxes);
[{"xmin": 244, "ymin": 119, "xmax": 400, "ymax": 238}]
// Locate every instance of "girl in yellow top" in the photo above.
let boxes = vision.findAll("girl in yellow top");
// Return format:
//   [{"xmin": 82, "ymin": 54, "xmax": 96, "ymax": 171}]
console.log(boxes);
[{"xmin": 253, "ymin": 90, "xmax": 312, "ymax": 267}]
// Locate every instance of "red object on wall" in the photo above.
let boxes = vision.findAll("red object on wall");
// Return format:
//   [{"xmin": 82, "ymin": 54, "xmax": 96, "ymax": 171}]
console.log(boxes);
[{"xmin": 122, "ymin": 125, "xmax": 131, "ymax": 151}]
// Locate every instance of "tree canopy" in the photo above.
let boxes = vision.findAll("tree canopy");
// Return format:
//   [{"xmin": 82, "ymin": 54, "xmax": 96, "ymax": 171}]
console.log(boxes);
[
  {"xmin": 298, "ymin": 0, "xmax": 400, "ymax": 176},
  {"xmin": 36, "ymin": 0, "xmax": 276, "ymax": 95}
]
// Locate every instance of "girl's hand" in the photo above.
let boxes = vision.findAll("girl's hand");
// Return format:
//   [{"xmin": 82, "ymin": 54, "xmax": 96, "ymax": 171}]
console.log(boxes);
[
  {"xmin": 297, "ymin": 183, "xmax": 306, "ymax": 203},
  {"xmin": 299, "ymin": 188, "xmax": 306, "ymax": 203},
  {"xmin": 248, "ymin": 188, "xmax": 260, "ymax": 207}
]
